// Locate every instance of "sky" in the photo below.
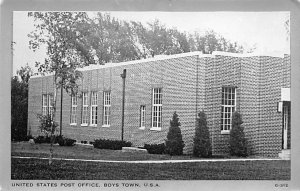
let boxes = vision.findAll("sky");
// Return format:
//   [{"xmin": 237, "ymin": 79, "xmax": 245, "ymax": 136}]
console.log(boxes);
[{"xmin": 13, "ymin": 11, "xmax": 290, "ymax": 75}]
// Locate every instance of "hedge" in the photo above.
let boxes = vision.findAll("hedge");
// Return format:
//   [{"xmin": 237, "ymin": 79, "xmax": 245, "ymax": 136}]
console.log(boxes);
[
  {"xmin": 56, "ymin": 136, "xmax": 76, "ymax": 146},
  {"xmin": 33, "ymin": 135, "xmax": 76, "ymax": 146},
  {"xmin": 33, "ymin": 136, "xmax": 51, "ymax": 144},
  {"xmin": 144, "ymin": 143, "xmax": 165, "ymax": 154},
  {"xmin": 93, "ymin": 139, "xmax": 132, "ymax": 150}
]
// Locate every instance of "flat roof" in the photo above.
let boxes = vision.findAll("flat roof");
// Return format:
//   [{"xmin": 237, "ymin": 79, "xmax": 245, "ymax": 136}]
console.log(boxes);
[
  {"xmin": 78, "ymin": 51, "xmax": 206, "ymax": 71},
  {"xmin": 31, "ymin": 51, "xmax": 287, "ymax": 78}
]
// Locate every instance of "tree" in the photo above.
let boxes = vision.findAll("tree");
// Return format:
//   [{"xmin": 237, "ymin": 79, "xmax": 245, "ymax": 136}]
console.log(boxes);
[
  {"xmin": 36, "ymin": 113, "xmax": 58, "ymax": 137},
  {"xmin": 11, "ymin": 77, "xmax": 28, "ymax": 141},
  {"xmin": 165, "ymin": 112, "xmax": 185, "ymax": 155},
  {"xmin": 131, "ymin": 19, "xmax": 191, "ymax": 57},
  {"xmin": 229, "ymin": 112, "xmax": 248, "ymax": 157},
  {"xmin": 89, "ymin": 14, "xmax": 248, "ymax": 59},
  {"xmin": 194, "ymin": 30, "xmax": 245, "ymax": 54},
  {"xmin": 88, "ymin": 13, "xmax": 141, "ymax": 63},
  {"xmin": 193, "ymin": 111, "xmax": 212, "ymax": 158},
  {"xmin": 11, "ymin": 64, "xmax": 34, "ymax": 141},
  {"xmin": 284, "ymin": 18, "xmax": 290, "ymax": 42},
  {"xmin": 17, "ymin": 64, "xmax": 34, "ymax": 84},
  {"xmin": 28, "ymin": 12, "xmax": 96, "ymax": 165}
]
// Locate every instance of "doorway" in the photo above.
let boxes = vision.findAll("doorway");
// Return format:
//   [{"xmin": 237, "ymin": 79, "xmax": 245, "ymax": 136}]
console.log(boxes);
[{"xmin": 282, "ymin": 101, "xmax": 291, "ymax": 150}]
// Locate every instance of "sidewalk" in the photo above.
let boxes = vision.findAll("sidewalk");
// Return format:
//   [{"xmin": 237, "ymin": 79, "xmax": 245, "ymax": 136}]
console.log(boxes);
[{"xmin": 12, "ymin": 155, "xmax": 287, "ymax": 163}]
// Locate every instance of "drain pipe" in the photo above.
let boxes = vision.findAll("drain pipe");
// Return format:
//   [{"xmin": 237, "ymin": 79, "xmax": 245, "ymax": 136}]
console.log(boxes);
[
  {"xmin": 60, "ymin": 81, "xmax": 63, "ymax": 136},
  {"xmin": 120, "ymin": 69, "xmax": 127, "ymax": 141}
]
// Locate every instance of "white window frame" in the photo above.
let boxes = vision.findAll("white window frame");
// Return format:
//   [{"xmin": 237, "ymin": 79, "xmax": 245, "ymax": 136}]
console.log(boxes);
[
  {"xmin": 102, "ymin": 91, "xmax": 111, "ymax": 127},
  {"xmin": 90, "ymin": 91, "xmax": 98, "ymax": 126},
  {"xmin": 42, "ymin": 94, "xmax": 53, "ymax": 118},
  {"xmin": 221, "ymin": 87, "xmax": 236, "ymax": 134},
  {"xmin": 70, "ymin": 94, "xmax": 77, "ymax": 125},
  {"xmin": 81, "ymin": 92, "xmax": 89, "ymax": 126},
  {"xmin": 48, "ymin": 94, "xmax": 53, "ymax": 118},
  {"xmin": 139, "ymin": 105, "xmax": 146, "ymax": 130},
  {"xmin": 151, "ymin": 88, "xmax": 162, "ymax": 131},
  {"xmin": 42, "ymin": 94, "xmax": 48, "ymax": 116}
]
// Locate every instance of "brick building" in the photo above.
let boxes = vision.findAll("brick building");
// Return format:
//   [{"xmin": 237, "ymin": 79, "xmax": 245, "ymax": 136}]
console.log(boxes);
[{"xmin": 27, "ymin": 51, "xmax": 291, "ymax": 157}]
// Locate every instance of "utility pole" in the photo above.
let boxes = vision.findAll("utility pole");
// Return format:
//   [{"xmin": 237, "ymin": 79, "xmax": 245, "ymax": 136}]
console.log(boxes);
[{"xmin": 120, "ymin": 69, "xmax": 127, "ymax": 141}]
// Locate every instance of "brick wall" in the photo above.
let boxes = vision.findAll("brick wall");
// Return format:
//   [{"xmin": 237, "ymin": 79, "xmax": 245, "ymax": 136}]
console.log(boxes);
[
  {"xmin": 203, "ymin": 54, "xmax": 290, "ymax": 157},
  {"xmin": 256, "ymin": 56, "xmax": 290, "ymax": 157},
  {"xmin": 28, "ymin": 55, "xmax": 201, "ymax": 154},
  {"xmin": 28, "ymin": 52, "xmax": 291, "ymax": 157},
  {"xmin": 240, "ymin": 56, "xmax": 260, "ymax": 155},
  {"xmin": 205, "ymin": 55, "xmax": 242, "ymax": 155}
]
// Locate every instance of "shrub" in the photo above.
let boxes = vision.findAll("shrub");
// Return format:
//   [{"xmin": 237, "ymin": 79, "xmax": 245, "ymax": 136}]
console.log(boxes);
[
  {"xmin": 193, "ymin": 111, "xmax": 212, "ymax": 158},
  {"xmin": 64, "ymin": 138, "xmax": 76, "ymax": 146},
  {"xmin": 25, "ymin": 135, "xmax": 34, "ymax": 141},
  {"xmin": 93, "ymin": 139, "xmax": 132, "ymax": 150},
  {"xmin": 165, "ymin": 112, "xmax": 185, "ymax": 156},
  {"xmin": 229, "ymin": 112, "xmax": 248, "ymax": 157},
  {"xmin": 11, "ymin": 76, "xmax": 28, "ymax": 142},
  {"xmin": 56, "ymin": 136, "xmax": 76, "ymax": 146},
  {"xmin": 144, "ymin": 143, "xmax": 165, "ymax": 154},
  {"xmin": 36, "ymin": 114, "xmax": 59, "ymax": 137},
  {"xmin": 33, "ymin": 136, "xmax": 51, "ymax": 144},
  {"xmin": 34, "ymin": 135, "xmax": 62, "ymax": 144}
]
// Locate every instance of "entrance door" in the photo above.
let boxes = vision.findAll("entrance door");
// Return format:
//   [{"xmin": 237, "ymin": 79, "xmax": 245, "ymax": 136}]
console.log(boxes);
[{"xmin": 283, "ymin": 105, "xmax": 288, "ymax": 149}]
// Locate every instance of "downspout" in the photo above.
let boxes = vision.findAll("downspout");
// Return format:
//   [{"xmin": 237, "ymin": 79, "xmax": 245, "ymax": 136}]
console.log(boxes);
[
  {"xmin": 120, "ymin": 69, "xmax": 127, "ymax": 141},
  {"xmin": 258, "ymin": 57, "xmax": 261, "ymax": 155},
  {"xmin": 60, "ymin": 83, "xmax": 63, "ymax": 136},
  {"xmin": 196, "ymin": 55, "xmax": 199, "ymax": 119}
]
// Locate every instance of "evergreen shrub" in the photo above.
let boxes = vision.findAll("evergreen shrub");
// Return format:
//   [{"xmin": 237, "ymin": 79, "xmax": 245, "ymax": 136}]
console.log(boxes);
[
  {"xmin": 229, "ymin": 112, "xmax": 248, "ymax": 157},
  {"xmin": 165, "ymin": 112, "xmax": 185, "ymax": 156},
  {"xmin": 193, "ymin": 111, "xmax": 212, "ymax": 158}
]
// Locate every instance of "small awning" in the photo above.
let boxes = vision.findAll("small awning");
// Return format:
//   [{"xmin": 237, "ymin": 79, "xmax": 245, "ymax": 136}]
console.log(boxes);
[{"xmin": 281, "ymin": 88, "xmax": 290, "ymax": 101}]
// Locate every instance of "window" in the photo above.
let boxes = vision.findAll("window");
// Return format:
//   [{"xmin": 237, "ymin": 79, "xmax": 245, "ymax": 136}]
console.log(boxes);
[
  {"xmin": 221, "ymin": 87, "xmax": 236, "ymax": 133},
  {"xmin": 103, "ymin": 91, "xmax": 111, "ymax": 127},
  {"xmin": 140, "ymin": 105, "xmax": 146, "ymax": 129},
  {"xmin": 151, "ymin": 88, "xmax": 162, "ymax": 130},
  {"xmin": 81, "ymin": 92, "xmax": 89, "ymax": 125},
  {"xmin": 48, "ymin": 95, "xmax": 53, "ymax": 117},
  {"xmin": 70, "ymin": 94, "xmax": 77, "ymax": 125},
  {"xmin": 42, "ymin": 94, "xmax": 53, "ymax": 117},
  {"xmin": 42, "ymin": 94, "xmax": 48, "ymax": 116},
  {"xmin": 90, "ymin": 92, "xmax": 98, "ymax": 126}
]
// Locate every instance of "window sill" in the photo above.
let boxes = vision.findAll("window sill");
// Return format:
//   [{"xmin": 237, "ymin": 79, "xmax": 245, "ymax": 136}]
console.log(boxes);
[
  {"xmin": 70, "ymin": 123, "xmax": 77, "ymax": 126},
  {"xmin": 221, "ymin": 130, "xmax": 230, "ymax": 134},
  {"xmin": 81, "ymin": 124, "xmax": 88, "ymax": 127},
  {"xmin": 150, "ymin": 127, "xmax": 161, "ymax": 131},
  {"xmin": 102, "ymin": 125, "xmax": 110, "ymax": 128},
  {"xmin": 89, "ymin": 124, "xmax": 97, "ymax": 127},
  {"xmin": 139, "ymin": 127, "xmax": 145, "ymax": 130}
]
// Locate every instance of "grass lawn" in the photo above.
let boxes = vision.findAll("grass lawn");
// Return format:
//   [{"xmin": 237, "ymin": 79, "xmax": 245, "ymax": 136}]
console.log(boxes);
[
  {"xmin": 11, "ymin": 142, "xmax": 291, "ymax": 180},
  {"xmin": 11, "ymin": 142, "xmax": 270, "ymax": 161},
  {"xmin": 11, "ymin": 142, "xmax": 195, "ymax": 161},
  {"xmin": 12, "ymin": 158, "xmax": 290, "ymax": 180}
]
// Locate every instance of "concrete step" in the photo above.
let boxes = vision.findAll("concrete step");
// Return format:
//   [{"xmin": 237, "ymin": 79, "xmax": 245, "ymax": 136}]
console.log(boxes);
[
  {"xmin": 278, "ymin": 149, "xmax": 290, "ymax": 160},
  {"xmin": 122, "ymin": 147, "xmax": 148, "ymax": 153}
]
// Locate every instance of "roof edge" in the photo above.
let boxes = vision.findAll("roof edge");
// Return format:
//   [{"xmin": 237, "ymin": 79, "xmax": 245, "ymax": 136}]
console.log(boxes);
[
  {"xmin": 78, "ymin": 51, "xmax": 205, "ymax": 71},
  {"xmin": 30, "ymin": 50, "xmax": 288, "ymax": 78},
  {"xmin": 212, "ymin": 51, "xmax": 285, "ymax": 58}
]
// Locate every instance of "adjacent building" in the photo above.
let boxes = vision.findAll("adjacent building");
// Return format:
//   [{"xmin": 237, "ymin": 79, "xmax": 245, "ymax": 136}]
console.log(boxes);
[{"xmin": 28, "ymin": 51, "xmax": 291, "ymax": 157}]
